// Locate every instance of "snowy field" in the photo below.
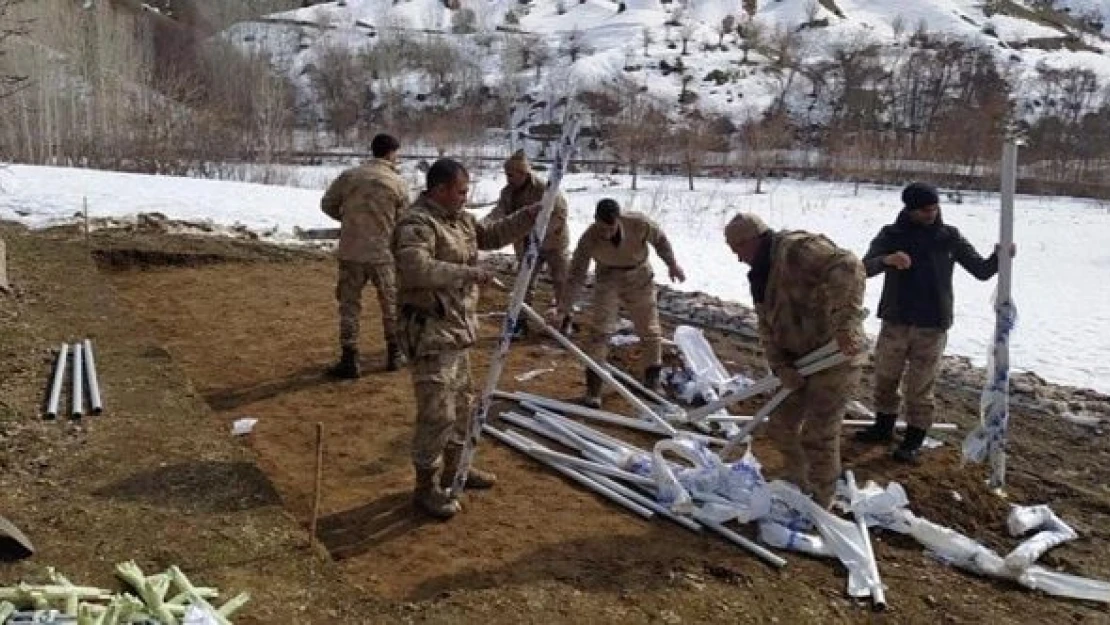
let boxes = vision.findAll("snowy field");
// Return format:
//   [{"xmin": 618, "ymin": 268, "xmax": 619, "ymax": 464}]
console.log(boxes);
[{"xmin": 2, "ymin": 164, "xmax": 1108, "ymax": 394}]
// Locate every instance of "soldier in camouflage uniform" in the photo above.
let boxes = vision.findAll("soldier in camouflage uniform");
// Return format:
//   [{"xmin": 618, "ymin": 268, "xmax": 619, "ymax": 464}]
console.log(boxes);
[
  {"xmin": 560, "ymin": 199, "xmax": 685, "ymax": 408},
  {"xmin": 725, "ymin": 213, "xmax": 867, "ymax": 508},
  {"xmin": 484, "ymin": 150, "xmax": 571, "ymax": 337},
  {"xmin": 321, "ymin": 134, "xmax": 411, "ymax": 377},
  {"xmin": 856, "ymin": 182, "xmax": 1010, "ymax": 462},
  {"xmin": 393, "ymin": 158, "xmax": 542, "ymax": 519}
]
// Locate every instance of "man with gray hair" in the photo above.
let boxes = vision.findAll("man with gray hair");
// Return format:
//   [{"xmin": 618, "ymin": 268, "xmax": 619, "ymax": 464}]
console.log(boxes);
[{"xmin": 725, "ymin": 212, "xmax": 866, "ymax": 507}]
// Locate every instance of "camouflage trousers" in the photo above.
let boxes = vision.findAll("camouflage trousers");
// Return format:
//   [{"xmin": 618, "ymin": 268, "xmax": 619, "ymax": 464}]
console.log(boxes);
[
  {"xmin": 873, "ymin": 322, "xmax": 948, "ymax": 429},
  {"xmin": 582, "ymin": 264, "xmax": 661, "ymax": 375},
  {"xmin": 515, "ymin": 245, "xmax": 570, "ymax": 311},
  {"xmin": 765, "ymin": 363, "xmax": 861, "ymax": 507},
  {"xmin": 336, "ymin": 260, "xmax": 397, "ymax": 349},
  {"xmin": 409, "ymin": 349, "xmax": 473, "ymax": 471}
]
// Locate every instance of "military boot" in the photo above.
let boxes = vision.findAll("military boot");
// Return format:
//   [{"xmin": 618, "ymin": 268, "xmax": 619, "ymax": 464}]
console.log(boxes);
[
  {"xmin": 893, "ymin": 426, "xmax": 927, "ymax": 463},
  {"xmin": 582, "ymin": 369, "xmax": 603, "ymax": 409},
  {"xmin": 511, "ymin": 317, "xmax": 529, "ymax": 339},
  {"xmin": 644, "ymin": 365, "xmax": 664, "ymax": 394},
  {"xmin": 326, "ymin": 346, "xmax": 360, "ymax": 379},
  {"xmin": 855, "ymin": 412, "xmax": 897, "ymax": 443},
  {"xmin": 385, "ymin": 341, "xmax": 407, "ymax": 372},
  {"xmin": 413, "ymin": 465, "xmax": 461, "ymax": 520},
  {"xmin": 441, "ymin": 442, "xmax": 497, "ymax": 490}
]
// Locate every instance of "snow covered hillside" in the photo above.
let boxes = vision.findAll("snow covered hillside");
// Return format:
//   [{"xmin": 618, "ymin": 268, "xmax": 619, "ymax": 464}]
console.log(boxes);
[
  {"xmin": 3, "ymin": 164, "xmax": 1108, "ymax": 395},
  {"xmin": 225, "ymin": 0, "xmax": 1110, "ymax": 132}
]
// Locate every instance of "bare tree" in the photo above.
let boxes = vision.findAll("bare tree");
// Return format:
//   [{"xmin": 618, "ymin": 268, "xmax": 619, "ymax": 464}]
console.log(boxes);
[
  {"xmin": 595, "ymin": 77, "xmax": 664, "ymax": 190},
  {"xmin": 0, "ymin": 0, "xmax": 27, "ymax": 100},
  {"xmin": 678, "ymin": 20, "xmax": 695, "ymax": 55},
  {"xmin": 641, "ymin": 24, "xmax": 654, "ymax": 56},
  {"xmin": 562, "ymin": 26, "xmax": 592, "ymax": 62},
  {"xmin": 742, "ymin": 0, "xmax": 757, "ymax": 20}
]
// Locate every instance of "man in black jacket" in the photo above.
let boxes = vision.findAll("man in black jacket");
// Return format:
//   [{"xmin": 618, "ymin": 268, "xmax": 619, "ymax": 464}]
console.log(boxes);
[{"xmin": 856, "ymin": 182, "xmax": 1013, "ymax": 462}]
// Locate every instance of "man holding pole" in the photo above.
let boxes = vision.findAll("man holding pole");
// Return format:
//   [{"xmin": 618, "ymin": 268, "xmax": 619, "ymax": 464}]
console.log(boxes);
[
  {"xmin": 483, "ymin": 150, "xmax": 571, "ymax": 338},
  {"xmin": 855, "ymin": 182, "xmax": 1013, "ymax": 462},
  {"xmin": 393, "ymin": 158, "xmax": 542, "ymax": 519},
  {"xmin": 559, "ymin": 199, "xmax": 685, "ymax": 409},
  {"xmin": 724, "ymin": 213, "xmax": 867, "ymax": 508}
]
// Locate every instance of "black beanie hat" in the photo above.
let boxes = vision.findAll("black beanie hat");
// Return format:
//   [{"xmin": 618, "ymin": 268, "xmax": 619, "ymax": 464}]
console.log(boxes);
[
  {"xmin": 902, "ymin": 182, "xmax": 940, "ymax": 211},
  {"xmin": 595, "ymin": 198, "xmax": 621, "ymax": 224}
]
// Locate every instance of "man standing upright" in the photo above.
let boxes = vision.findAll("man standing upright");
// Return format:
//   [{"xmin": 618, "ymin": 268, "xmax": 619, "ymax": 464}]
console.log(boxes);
[
  {"xmin": 321, "ymin": 133, "xmax": 411, "ymax": 377},
  {"xmin": 559, "ymin": 199, "xmax": 685, "ymax": 408},
  {"xmin": 393, "ymin": 158, "xmax": 542, "ymax": 519},
  {"xmin": 725, "ymin": 213, "xmax": 866, "ymax": 508},
  {"xmin": 856, "ymin": 182, "xmax": 1011, "ymax": 462},
  {"xmin": 483, "ymin": 149, "xmax": 571, "ymax": 337}
]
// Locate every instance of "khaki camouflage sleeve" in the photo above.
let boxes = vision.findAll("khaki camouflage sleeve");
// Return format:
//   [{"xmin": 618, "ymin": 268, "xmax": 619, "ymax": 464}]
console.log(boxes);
[
  {"xmin": 755, "ymin": 304, "xmax": 790, "ymax": 373},
  {"xmin": 563, "ymin": 232, "xmax": 594, "ymax": 311},
  {"xmin": 476, "ymin": 205, "xmax": 537, "ymax": 251},
  {"xmin": 320, "ymin": 173, "xmax": 349, "ymax": 221},
  {"xmin": 646, "ymin": 218, "xmax": 679, "ymax": 269},
  {"xmin": 393, "ymin": 220, "xmax": 481, "ymax": 289},
  {"xmin": 484, "ymin": 191, "xmax": 510, "ymax": 223},
  {"xmin": 825, "ymin": 251, "xmax": 867, "ymax": 338}
]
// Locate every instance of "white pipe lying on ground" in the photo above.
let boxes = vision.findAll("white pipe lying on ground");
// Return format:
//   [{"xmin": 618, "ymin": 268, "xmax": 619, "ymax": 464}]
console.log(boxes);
[
  {"xmin": 604, "ymin": 362, "xmax": 679, "ymax": 412},
  {"xmin": 704, "ymin": 414, "xmax": 959, "ymax": 431},
  {"xmin": 505, "ymin": 391, "xmax": 670, "ymax": 435},
  {"xmin": 693, "ymin": 510, "xmax": 787, "ymax": 569},
  {"xmin": 83, "ymin": 339, "xmax": 103, "ymax": 415},
  {"xmin": 518, "ymin": 303, "xmax": 677, "ymax": 435},
  {"xmin": 45, "ymin": 343, "xmax": 70, "ymax": 419},
  {"xmin": 71, "ymin": 342, "xmax": 84, "ymax": 419},
  {"xmin": 587, "ymin": 471, "xmax": 703, "ymax": 533},
  {"xmin": 485, "ymin": 425, "xmax": 655, "ymax": 519},
  {"xmin": 845, "ymin": 471, "xmax": 887, "ymax": 610}
]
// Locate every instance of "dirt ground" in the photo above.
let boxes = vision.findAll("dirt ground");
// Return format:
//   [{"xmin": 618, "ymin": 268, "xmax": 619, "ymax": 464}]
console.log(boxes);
[{"xmin": 2, "ymin": 224, "xmax": 1109, "ymax": 624}]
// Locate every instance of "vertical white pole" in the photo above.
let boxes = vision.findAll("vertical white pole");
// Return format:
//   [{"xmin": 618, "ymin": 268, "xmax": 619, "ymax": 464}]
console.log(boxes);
[{"xmin": 72, "ymin": 342, "xmax": 85, "ymax": 419}]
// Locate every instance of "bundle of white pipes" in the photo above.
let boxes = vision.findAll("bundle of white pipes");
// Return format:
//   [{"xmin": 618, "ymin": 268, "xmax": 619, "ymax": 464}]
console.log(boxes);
[
  {"xmin": 484, "ymin": 315, "xmax": 1086, "ymax": 609},
  {"xmin": 44, "ymin": 339, "xmax": 104, "ymax": 419}
]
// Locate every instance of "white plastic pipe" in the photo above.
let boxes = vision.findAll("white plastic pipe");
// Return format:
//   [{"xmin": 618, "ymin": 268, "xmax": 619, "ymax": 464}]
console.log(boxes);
[
  {"xmin": 45, "ymin": 343, "xmax": 70, "ymax": 419},
  {"xmin": 693, "ymin": 510, "xmax": 787, "ymax": 568},
  {"xmin": 518, "ymin": 303, "xmax": 677, "ymax": 435},
  {"xmin": 83, "ymin": 339, "xmax": 103, "ymax": 415},
  {"xmin": 587, "ymin": 471, "xmax": 703, "ymax": 532},
  {"xmin": 604, "ymin": 362, "xmax": 678, "ymax": 412},
  {"xmin": 845, "ymin": 470, "xmax": 887, "ymax": 610},
  {"xmin": 485, "ymin": 426, "xmax": 655, "ymax": 519},
  {"xmin": 71, "ymin": 342, "xmax": 84, "ymax": 419},
  {"xmin": 511, "ymin": 391, "xmax": 670, "ymax": 435},
  {"xmin": 705, "ymin": 414, "xmax": 958, "ymax": 431}
]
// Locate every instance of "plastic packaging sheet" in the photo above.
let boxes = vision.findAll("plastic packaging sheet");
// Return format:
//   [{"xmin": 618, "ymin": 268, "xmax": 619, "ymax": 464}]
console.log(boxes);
[
  {"xmin": 644, "ymin": 438, "xmax": 771, "ymax": 523},
  {"xmin": 1004, "ymin": 505, "xmax": 1078, "ymax": 571}
]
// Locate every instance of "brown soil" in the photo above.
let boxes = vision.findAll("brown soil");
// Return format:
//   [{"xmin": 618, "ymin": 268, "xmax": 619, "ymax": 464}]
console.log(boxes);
[{"xmin": 2, "ymin": 224, "xmax": 1109, "ymax": 624}]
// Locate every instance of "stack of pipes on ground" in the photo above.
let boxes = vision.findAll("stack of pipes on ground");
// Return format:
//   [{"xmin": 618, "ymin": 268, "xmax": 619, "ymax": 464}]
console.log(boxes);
[
  {"xmin": 484, "ymin": 314, "xmax": 1110, "ymax": 608},
  {"xmin": 45, "ymin": 339, "xmax": 104, "ymax": 420}
]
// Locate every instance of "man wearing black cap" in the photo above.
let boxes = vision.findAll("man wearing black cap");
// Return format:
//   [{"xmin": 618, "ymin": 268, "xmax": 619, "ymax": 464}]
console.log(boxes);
[
  {"xmin": 856, "ymin": 182, "xmax": 1013, "ymax": 462},
  {"xmin": 560, "ymin": 198, "xmax": 685, "ymax": 408}
]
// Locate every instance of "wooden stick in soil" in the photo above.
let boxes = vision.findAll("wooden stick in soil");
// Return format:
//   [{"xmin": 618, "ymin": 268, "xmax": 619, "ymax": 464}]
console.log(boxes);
[{"xmin": 311, "ymin": 422, "xmax": 324, "ymax": 548}]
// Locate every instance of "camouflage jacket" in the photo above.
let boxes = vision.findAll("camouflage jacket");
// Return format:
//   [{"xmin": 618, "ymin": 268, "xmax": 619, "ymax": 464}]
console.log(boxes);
[
  {"xmin": 485, "ymin": 173, "xmax": 569, "ymax": 254},
  {"xmin": 392, "ymin": 193, "xmax": 537, "ymax": 353},
  {"xmin": 756, "ymin": 230, "xmax": 867, "ymax": 373},
  {"xmin": 321, "ymin": 158, "xmax": 410, "ymax": 264},
  {"xmin": 565, "ymin": 212, "xmax": 678, "ymax": 305}
]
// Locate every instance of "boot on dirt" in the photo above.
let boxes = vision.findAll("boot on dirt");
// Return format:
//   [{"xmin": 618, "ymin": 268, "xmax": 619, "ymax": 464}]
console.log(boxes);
[
  {"xmin": 855, "ymin": 412, "xmax": 897, "ymax": 443},
  {"xmin": 441, "ymin": 442, "xmax": 497, "ymax": 490},
  {"xmin": 893, "ymin": 426, "xmax": 927, "ymax": 463},
  {"xmin": 581, "ymin": 369, "xmax": 603, "ymax": 409},
  {"xmin": 326, "ymin": 346, "xmax": 360, "ymax": 379},
  {"xmin": 385, "ymin": 341, "xmax": 407, "ymax": 372},
  {"xmin": 644, "ymin": 365, "xmax": 664, "ymax": 394},
  {"xmin": 558, "ymin": 314, "xmax": 574, "ymax": 337},
  {"xmin": 511, "ymin": 317, "xmax": 529, "ymax": 339},
  {"xmin": 413, "ymin": 465, "xmax": 461, "ymax": 520}
]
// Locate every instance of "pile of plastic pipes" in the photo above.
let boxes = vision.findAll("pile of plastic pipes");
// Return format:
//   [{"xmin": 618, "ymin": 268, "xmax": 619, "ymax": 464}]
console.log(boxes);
[{"xmin": 45, "ymin": 339, "xmax": 104, "ymax": 420}]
